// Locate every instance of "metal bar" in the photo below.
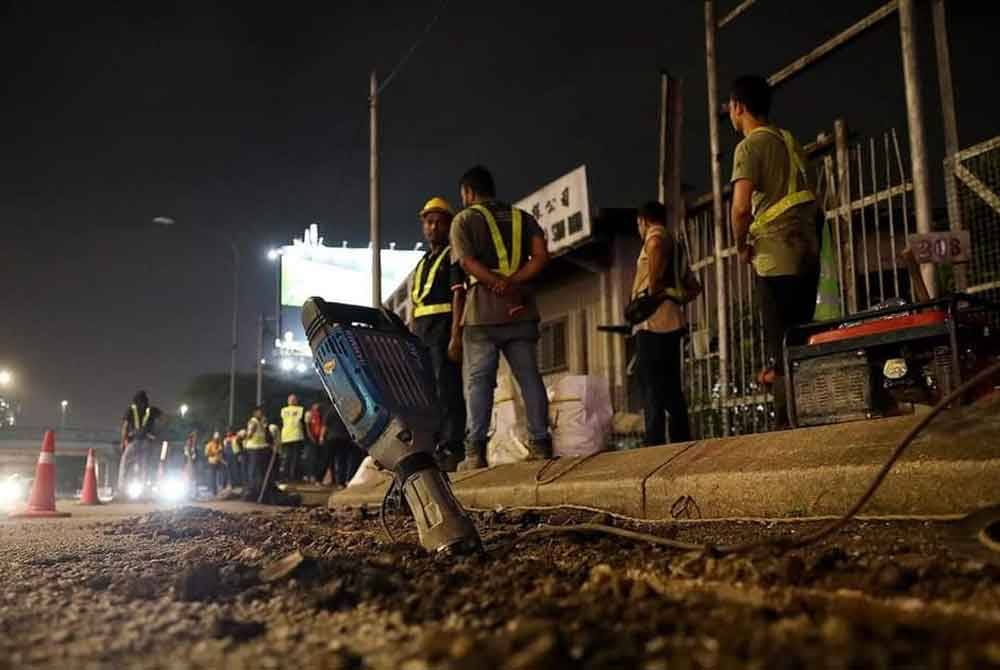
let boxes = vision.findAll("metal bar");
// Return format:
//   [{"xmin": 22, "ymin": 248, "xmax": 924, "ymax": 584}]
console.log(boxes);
[
  {"xmin": 955, "ymin": 136, "xmax": 1000, "ymax": 162},
  {"xmin": 370, "ymin": 70, "xmax": 382, "ymax": 308},
  {"xmin": 892, "ymin": 129, "xmax": 913, "ymax": 295},
  {"xmin": 968, "ymin": 281, "xmax": 1000, "ymax": 294},
  {"xmin": 954, "ymin": 163, "xmax": 1000, "ymax": 216},
  {"xmin": 885, "ymin": 133, "xmax": 901, "ymax": 297},
  {"xmin": 824, "ymin": 182, "xmax": 915, "ymax": 217},
  {"xmin": 899, "ymin": 0, "xmax": 937, "ymax": 298},
  {"xmin": 705, "ymin": 0, "xmax": 730, "ymax": 436},
  {"xmin": 857, "ymin": 146, "xmax": 871, "ymax": 309},
  {"xmin": 835, "ymin": 120, "xmax": 857, "ymax": 314},
  {"xmin": 871, "ymin": 137, "xmax": 885, "ymax": 302},
  {"xmin": 718, "ymin": 0, "xmax": 757, "ymax": 28},
  {"xmin": 768, "ymin": 1, "xmax": 899, "ymax": 88},
  {"xmin": 933, "ymin": 0, "xmax": 965, "ymax": 288}
]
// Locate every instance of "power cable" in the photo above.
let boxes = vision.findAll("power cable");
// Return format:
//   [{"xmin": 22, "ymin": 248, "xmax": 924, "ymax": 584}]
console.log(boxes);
[
  {"xmin": 373, "ymin": 0, "xmax": 450, "ymax": 98},
  {"xmin": 504, "ymin": 359, "xmax": 1000, "ymax": 556}
]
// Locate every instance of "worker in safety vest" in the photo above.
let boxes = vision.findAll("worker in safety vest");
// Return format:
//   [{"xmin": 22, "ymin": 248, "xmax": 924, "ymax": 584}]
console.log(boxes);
[
  {"xmin": 411, "ymin": 196, "xmax": 468, "ymax": 471},
  {"xmin": 729, "ymin": 75, "xmax": 819, "ymax": 428},
  {"xmin": 630, "ymin": 201, "xmax": 702, "ymax": 446},
  {"xmin": 449, "ymin": 165, "xmax": 552, "ymax": 469},
  {"xmin": 116, "ymin": 390, "xmax": 160, "ymax": 497},
  {"xmin": 279, "ymin": 394, "xmax": 306, "ymax": 482},
  {"xmin": 243, "ymin": 405, "xmax": 271, "ymax": 501}
]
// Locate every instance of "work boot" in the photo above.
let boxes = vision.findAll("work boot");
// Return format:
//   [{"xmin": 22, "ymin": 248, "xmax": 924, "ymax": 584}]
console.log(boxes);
[
  {"xmin": 457, "ymin": 440, "xmax": 487, "ymax": 471},
  {"xmin": 434, "ymin": 443, "xmax": 463, "ymax": 473},
  {"xmin": 527, "ymin": 436, "xmax": 553, "ymax": 461}
]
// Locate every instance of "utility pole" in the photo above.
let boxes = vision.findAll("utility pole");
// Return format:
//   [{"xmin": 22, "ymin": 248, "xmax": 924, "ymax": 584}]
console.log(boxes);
[
  {"xmin": 898, "ymin": 0, "xmax": 937, "ymax": 298},
  {"xmin": 370, "ymin": 70, "xmax": 382, "ymax": 308},
  {"xmin": 256, "ymin": 313, "xmax": 264, "ymax": 406},
  {"xmin": 932, "ymin": 0, "xmax": 965, "ymax": 289}
]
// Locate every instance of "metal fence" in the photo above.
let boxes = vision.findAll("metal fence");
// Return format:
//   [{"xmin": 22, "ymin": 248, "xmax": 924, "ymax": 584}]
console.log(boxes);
[
  {"xmin": 681, "ymin": 123, "xmax": 919, "ymax": 439},
  {"xmin": 949, "ymin": 136, "xmax": 1000, "ymax": 303}
]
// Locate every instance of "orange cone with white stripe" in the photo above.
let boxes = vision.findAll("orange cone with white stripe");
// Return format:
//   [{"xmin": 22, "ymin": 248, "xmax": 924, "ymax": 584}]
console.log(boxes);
[
  {"xmin": 78, "ymin": 448, "xmax": 101, "ymax": 505},
  {"xmin": 9, "ymin": 430, "xmax": 71, "ymax": 518}
]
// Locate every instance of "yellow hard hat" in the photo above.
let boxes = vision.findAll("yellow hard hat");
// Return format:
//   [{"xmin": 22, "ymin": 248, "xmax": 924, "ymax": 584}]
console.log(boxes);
[{"xmin": 419, "ymin": 197, "xmax": 453, "ymax": 218}]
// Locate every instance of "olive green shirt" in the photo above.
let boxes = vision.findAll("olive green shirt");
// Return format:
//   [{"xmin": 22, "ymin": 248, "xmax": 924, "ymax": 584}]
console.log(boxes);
[{"xmin": 731, "ymin": 126, "xmax": 818, "ymax": 277}]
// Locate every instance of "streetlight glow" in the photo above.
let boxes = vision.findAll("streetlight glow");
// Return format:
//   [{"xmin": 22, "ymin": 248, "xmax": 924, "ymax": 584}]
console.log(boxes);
[
  {"xmin": 0, "ymin": 370, "xmax": 11, "ymax": 387},
  {"xmin": 295, "ymin": 363, "xmax": 307, "ymax": 374},
  {"xmin": 60, "ymin": 400, "xmax": 68, "ymax": 409},
  {"xmin": 179, "ymin": 404, "xmax": 189, "ymax": 418},
  {"xmin": 267, "ymin": 248, "xmax": 280, "ymax": 260},
  {"xmin": 153, "ymin": 216, "xmax": 176, "ymax": 226}
]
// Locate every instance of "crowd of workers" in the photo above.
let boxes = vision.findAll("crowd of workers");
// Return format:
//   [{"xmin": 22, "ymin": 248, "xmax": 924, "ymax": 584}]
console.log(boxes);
[{"xmin": 115, "ymin": 74, "xmax": 818, "ymax": 496}]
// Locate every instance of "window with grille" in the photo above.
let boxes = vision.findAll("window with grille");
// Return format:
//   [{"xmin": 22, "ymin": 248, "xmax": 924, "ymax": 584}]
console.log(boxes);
[{"xmin": 538, "ymin": 318, "xmax": 568, "ymax": 374}]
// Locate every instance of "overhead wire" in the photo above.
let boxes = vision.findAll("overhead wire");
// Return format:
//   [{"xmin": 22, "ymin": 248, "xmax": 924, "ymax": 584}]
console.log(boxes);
[{"xmin": 373, "ymin": 0, "xmax": 450, "ymax": 98}]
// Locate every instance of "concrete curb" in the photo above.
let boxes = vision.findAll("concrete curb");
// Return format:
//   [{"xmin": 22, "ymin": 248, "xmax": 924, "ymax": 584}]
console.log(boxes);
[{"xmin": 328, "ymin": 403, "xmax": 1000, "ymax": 520}]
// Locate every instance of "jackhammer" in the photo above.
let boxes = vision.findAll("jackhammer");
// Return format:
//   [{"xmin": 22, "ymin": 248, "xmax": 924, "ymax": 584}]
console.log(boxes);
[{"xmin": 302, "ymin": 297, "xmax": 481, "ymax": 555}]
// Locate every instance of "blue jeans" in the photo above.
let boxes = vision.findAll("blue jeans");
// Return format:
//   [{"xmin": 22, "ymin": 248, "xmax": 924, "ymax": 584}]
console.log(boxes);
[{"xmin": 463, "ymin": 321, "xmax": 550, "ymax": 443}]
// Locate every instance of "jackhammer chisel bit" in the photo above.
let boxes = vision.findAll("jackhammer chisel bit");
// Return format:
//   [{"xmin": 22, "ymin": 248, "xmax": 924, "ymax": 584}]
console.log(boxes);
[{"xmin": 302, "ymin": 297, "xmax": 481, "ymax": 554}]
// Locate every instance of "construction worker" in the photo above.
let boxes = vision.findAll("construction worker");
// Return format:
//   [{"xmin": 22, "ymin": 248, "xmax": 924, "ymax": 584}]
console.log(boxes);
[
  {"xmin": 243, "ymin": 406, "xmax": 271, "ymax": 501},
  {"xmin": 728, "ymin": 75, "xmax": 819, "ymax": 427},
  {"xmin": 116, "ymin": 390, "xmax": 160, "ymax": 497},
  {"xmin": 449, "ymin": 165, "xmax": 552, "ymax": 469},
  {"xmin": 279, "ymin": 394, "xmax": 306, "ymax": 482},
  {"xmin": 205, "ymin": 432, "xmax": 224, "ymax": 496},
  {"xmin": 630, "ymin": 201, "xmax": 702, "ymax": 446},
  {"xmin": 411, "ymin": 196, "xmax": 467, "ymax": 471}
]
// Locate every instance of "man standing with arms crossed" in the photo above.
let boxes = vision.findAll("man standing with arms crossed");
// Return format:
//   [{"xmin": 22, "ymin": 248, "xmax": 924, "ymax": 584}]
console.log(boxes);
[
  {"xmin": 449, "ymin": 165, "xmax": 552, "ymax": 470},
  {"xmin": 728, "ymin": 75, "xmax": 819, "ymax": 427},
  {"xmin": 410, "ymin": 196, "xmax": 467, "ymax": 472}
]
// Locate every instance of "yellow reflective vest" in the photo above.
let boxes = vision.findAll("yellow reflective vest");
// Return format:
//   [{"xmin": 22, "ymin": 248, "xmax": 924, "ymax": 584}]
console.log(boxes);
[
  {"xmin": 466, "ymin": 204, "xmax": 523, "ymax": 286},
  {"xmin": 747, "ymin": 126, "xmax": 815, "ymax": 237},
  {"xmin": 280, "ymin": 405, "xmax": 304, "ymax": 443},
  {"xmin": 411, "ymin": 246, "xmax": 453, "ymax": 318}
]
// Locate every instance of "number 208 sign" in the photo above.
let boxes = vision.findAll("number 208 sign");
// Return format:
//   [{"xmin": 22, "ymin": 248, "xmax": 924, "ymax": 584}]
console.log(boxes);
[{"xmin": 908, "ymin": 231, "xmax": 971, "ymax": 264}]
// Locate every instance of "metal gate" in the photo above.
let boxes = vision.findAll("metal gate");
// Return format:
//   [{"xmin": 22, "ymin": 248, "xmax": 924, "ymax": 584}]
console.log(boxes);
[{"xmin": 681, "ymin": 122, "xmax": 920, "ymax": 439}]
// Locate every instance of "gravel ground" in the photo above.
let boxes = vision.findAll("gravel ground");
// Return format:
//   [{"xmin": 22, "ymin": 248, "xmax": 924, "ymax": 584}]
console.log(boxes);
[{"xmin": 1, "ymin": 502, "xmax": 1000, "ymax": 670}]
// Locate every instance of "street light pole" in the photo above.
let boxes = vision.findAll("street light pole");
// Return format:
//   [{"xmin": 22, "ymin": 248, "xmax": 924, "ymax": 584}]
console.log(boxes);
[{"xmin": 155, "ymin": 217, "xmax": 240, "ymax": 428}]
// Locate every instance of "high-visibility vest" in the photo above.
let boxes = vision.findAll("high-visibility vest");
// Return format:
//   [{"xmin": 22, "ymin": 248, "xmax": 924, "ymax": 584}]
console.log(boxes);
[
  {"xmin": 129, "ymin": 404, "xmax": 151, "ymax": 436},
  {"xmin": 411, "ymin": 246, "xmax": 453, "ymax": 318},
  {"xmin": 245, "ymin": 417, "xmax": 269, "ymax": 449},
  {"xmin": 747, "ymin": 126, "xmax": 816, "ymax": 237},
  {"xmin": 280, "ymin": 405, "xmax": 304, "ymax": 443},
  {"xmin": 466, "ymin": 204, "xmax": 523, "ymax": 286}
]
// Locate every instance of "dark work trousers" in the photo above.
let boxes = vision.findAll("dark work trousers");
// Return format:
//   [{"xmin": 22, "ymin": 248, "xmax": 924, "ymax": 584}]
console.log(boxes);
[
  {"xmin": 416, "ymin": 315, "xmax": 466, "ymax": 453},
  {"xmin": 311, "ymin": 440, "xmax": 329, "ymax": 482},
  {"xmin": 755, "ymin": 265, "xmax": 820, "ymax": 374},
  {"xmin": 332, "ymin": 439, "xmax": 363, "ymax": 486},
  {"xmin": 281, "ymin": 440, "xmax": 304, "ymax": 482},
  {"xmin": 635, "ymin": 329, "xmax": 691, "ymax": 446},
  {"xmin": 243, "ymin": 448, "xmax": 272, "ymax": 501}
]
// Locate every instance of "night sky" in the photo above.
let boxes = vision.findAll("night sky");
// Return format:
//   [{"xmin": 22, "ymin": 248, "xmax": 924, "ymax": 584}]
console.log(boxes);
[{"xmin": 1, "ymin": 1, "xmax": 997, "ymax": 429}]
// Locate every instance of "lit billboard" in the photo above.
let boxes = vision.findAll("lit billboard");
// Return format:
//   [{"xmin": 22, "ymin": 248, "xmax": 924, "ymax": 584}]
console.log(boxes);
[{"xmin": 280, "ymin": 247, "xmax": 423, "ymax": 308}]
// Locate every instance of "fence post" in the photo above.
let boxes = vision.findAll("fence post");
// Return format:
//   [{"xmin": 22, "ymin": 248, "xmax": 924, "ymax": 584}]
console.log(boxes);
[{"xmin": 704, "ymin": 0, "xmax": 730, "ymax": 435}]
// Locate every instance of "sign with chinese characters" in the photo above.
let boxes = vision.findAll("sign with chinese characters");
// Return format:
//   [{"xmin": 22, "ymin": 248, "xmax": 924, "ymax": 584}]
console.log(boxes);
[
  {"xmin": 908, "ymin": 231, "xmax": 971, "ymax": 264},
  {"xmin": 515, "ymin": 165, "xmax": 591, "ymax": 255}
]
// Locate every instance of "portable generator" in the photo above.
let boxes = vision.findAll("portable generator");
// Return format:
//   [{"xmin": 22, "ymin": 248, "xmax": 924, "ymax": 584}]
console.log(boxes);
[{"xmin": 784, "ymin": 294, "xmax": 999, "ymax": 428}]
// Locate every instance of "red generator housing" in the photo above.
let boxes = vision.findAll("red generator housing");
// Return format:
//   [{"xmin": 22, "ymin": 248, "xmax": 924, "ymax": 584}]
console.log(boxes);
[{"xmin": 784, "ymin": 294, "xmax": 999, "ymax": 428}]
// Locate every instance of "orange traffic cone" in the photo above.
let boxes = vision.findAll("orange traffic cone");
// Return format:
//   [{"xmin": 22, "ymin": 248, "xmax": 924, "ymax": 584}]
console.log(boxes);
[
  {"xmin": 78, "ymin": 448, "xmax": 101, "ymax": 505},
  {"xmin": 10, "ymin": 430, "xmax": 71, "ymax": 518}
]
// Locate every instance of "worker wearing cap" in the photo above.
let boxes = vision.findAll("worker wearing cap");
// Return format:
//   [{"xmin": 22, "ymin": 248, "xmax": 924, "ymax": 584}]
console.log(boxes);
[
  {"xmin": 411, "ymin": 196, "xmax": 467, "ymax": 471},
  {"xmin": 729, "ymin": 75, "xmax": 819, "ymax": 427}
]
